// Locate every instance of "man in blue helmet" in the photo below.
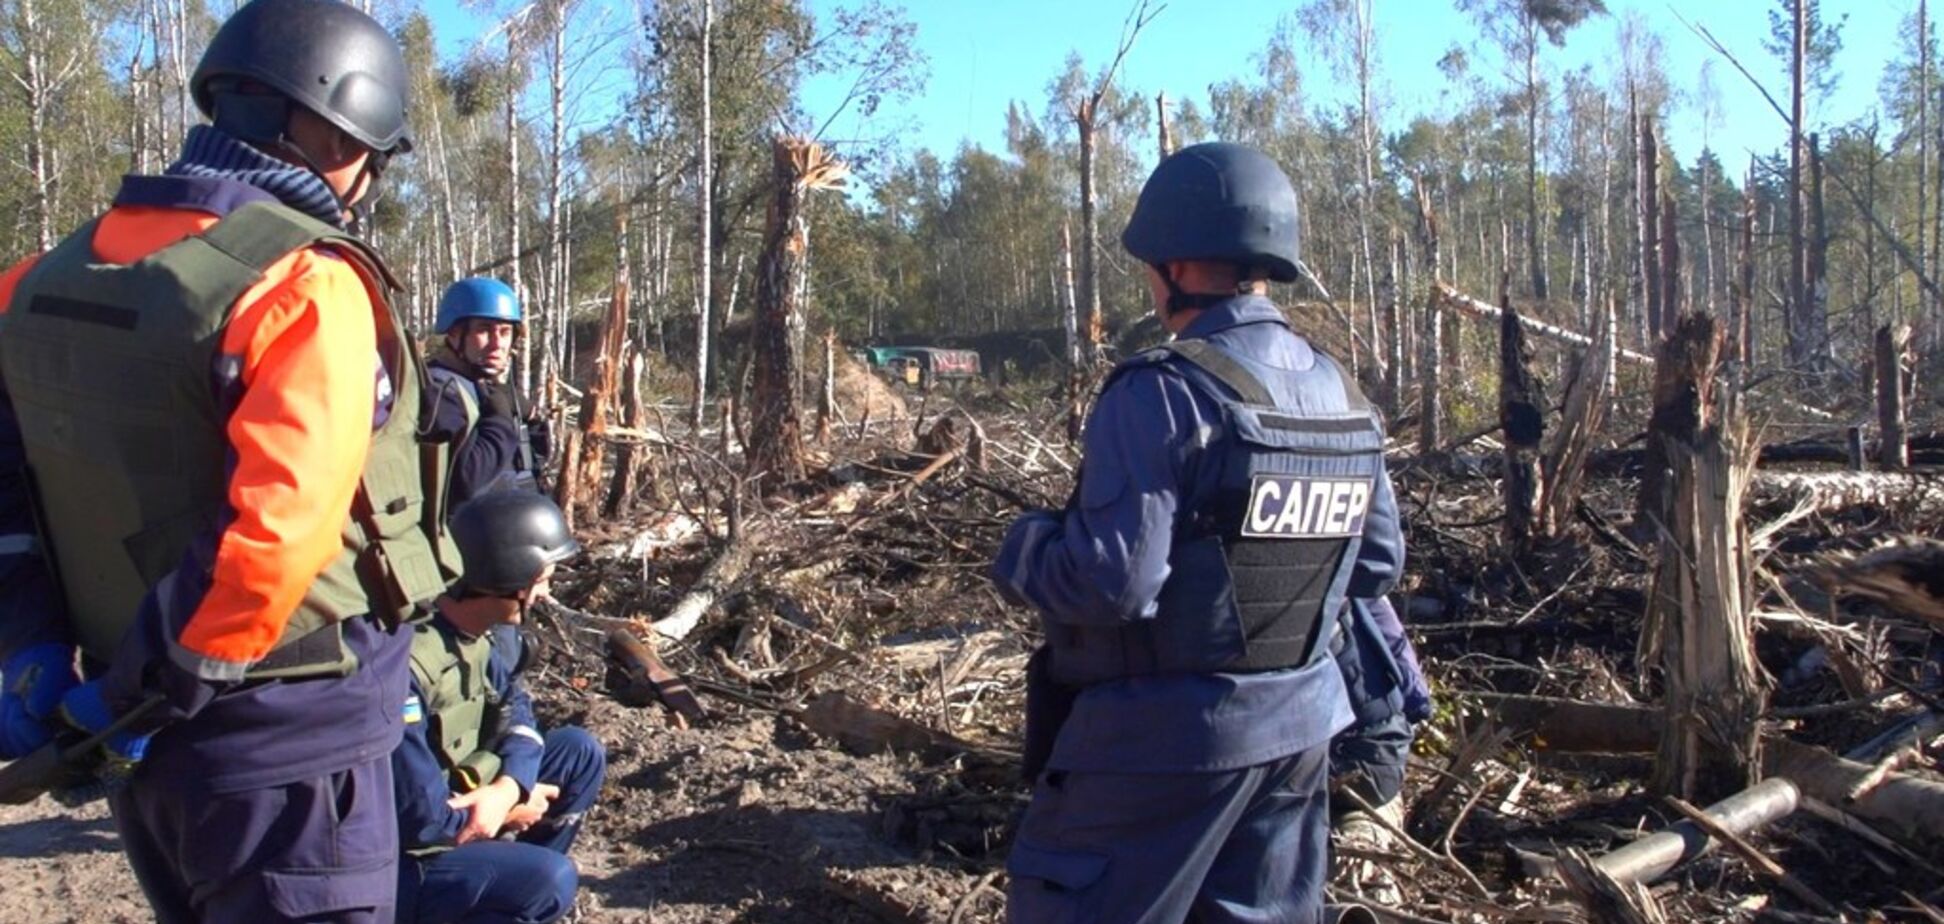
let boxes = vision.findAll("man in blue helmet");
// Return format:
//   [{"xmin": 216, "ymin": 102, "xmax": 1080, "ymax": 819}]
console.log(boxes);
[
  {"xmin": 992, "ymin": 141, "xmax": 1403, "ymax": 923},
  {"xmin": 429, "ymin": 277, "xmax": 551, "ymax": 506}
]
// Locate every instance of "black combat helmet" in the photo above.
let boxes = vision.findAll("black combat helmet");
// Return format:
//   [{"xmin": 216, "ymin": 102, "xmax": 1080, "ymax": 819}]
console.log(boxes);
[
  {"xmin": 450, "ymin": 493, "xmax": 581, "ymax": 597},
  {"xmin": 1121, "ymin": 142, "xmax": 1302, "ymax": 283},
  {"xmin": 191, "ymin": 0, "xmax": 413, "ymax": 154}
]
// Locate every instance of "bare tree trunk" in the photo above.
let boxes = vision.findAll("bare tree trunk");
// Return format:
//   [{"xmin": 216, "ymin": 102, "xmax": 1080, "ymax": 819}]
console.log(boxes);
[
  {"xmin": 816, "ymin": 329, "xmax": 834, "ymax": 444},
  {"xmin": 1807, "ymin": 133, "xmax": 1830, "ymax": 370},
  {"xmin": 1383, "ymin": 234, "xmax": 1404, "ymax": 414},
  {"xmin": 1524, "ymin": 36, "xmax": 1546, "ymax": 300},
  {"xmin": 1787, "ymin": 0, "xmax": 1811, "ymax": 370},
  {"xmin": 427, "ymin": 94, "xmax": 463, "ymax": 280},
  {"xmin": 545, "ymin": 0, "xmax": 570, "ymax": 388},
  {"xmin": 1638, "ymin": 113, "xmax": 1661, "ymax": 341},
  {"xmin": 692, "ymin": 0, "xmax": 714, "ymax": 430},
  {"xmin": 1659, "ymin": 190, "xmax": 1682, "ymax": 325},
  {"xmin": 1416, "ymin": 182, "xmax": 1444, "ymax": 454},
  {"xmin": 1730, "ymin": 168, "xmax": 1756, "ymax": 366},
  {"xmin": 1076, "ymin": 102, "xmax": 1104, "ymax": 358},
  {"xmin": 1877, "ymin": 325, "xmax": 1910, "ymax": 470},
  {"xmin": 1062, "ymin": 220, "xmax": 1084, "ymax": 443},
  {"xmin": 504, "ymin": 32, "xmax": 529, "ymax": 400},
  {"xmin": 1921, "ymin": 0, "xmax": 1930, "ymax": 301},
  {"xmin": 746, "ymin": 138, "xmax": 844, "ymax": 483},
  {"xmin": 567, "ymin": 211, "xmax": 628, "ymax": 522}
]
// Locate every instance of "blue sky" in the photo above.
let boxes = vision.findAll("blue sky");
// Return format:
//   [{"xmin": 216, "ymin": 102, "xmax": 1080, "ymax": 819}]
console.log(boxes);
[{"xmin": 423, "ymin": 0, "xmax": 1917, "ymax": 181}]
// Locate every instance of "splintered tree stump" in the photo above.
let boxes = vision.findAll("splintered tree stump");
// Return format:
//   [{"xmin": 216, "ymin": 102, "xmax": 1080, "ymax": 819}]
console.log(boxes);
[
  {"xmin": 1635, "ymin": 314, "xmax": 1721, "ymax": 541},
  {"xmin": 1539, "ymin": 304, "xmax": 1613, "ymax": 537},
  {"xmin": 572, "ymin": 210, "xmax": 629, "ymax": 522},
  {"xmin": 603, "ymin": 348, "xmax": 648, "ymax": 519}
]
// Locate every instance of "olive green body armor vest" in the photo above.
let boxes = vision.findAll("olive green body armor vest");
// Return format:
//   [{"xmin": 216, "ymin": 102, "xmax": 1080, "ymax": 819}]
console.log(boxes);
[
  {"xmin": 0, "ymin": 202, "xmax": 461, "ymax": 678},
  {"xmin": 409, "ymin": 618, "xmax": 503, "ymax": 795}
]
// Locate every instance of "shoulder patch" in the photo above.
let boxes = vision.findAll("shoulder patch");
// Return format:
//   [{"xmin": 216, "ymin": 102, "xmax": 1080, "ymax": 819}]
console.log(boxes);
[
  {"xmin": 402, "ymin": 694, "xmax": 424, "ymax": 724},
  {"xmin": 1241, "ymin": 474, "xmax": 1374, "ymax": 538}
]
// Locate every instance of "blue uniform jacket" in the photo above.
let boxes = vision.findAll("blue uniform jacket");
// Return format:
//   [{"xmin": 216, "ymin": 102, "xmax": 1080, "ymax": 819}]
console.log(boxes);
[
  {"xmin": 393, "ymin": 621, "xmax": 546, "ymax": 850},
  {"xmin": 995, "ymin": 295, "xmax": 1399, "ymax": 774}
]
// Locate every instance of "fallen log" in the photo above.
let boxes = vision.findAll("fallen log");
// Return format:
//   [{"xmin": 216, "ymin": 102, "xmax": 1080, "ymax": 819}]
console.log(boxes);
[
  {"xmin": 1751, "ymin": 471, "xmax": 1944, "ymax": 518},
  {"xmin": 1466, "ymin": 692, "xmax": 1659, "ymax": 753},
  {"xmin": 651, "ymin": 535, "xmax": 757, "ymax": 644}
]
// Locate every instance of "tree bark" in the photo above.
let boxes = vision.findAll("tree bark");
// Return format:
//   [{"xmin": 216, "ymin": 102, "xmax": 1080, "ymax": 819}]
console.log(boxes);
[
  {"xmin": 603, "ymin": 347, "xmax": 648, "ymax": 519},
  {"xmin": 1076, "ymin": 100, "xmax": 1103, "ymax": 357},
  {"xmin": 1541, "ymin": 305, "xmax": 1613, "ymax": 537},
  {"xmin": 1876, "ymin": 325, "xmax": 1911, "ymax": 470},
  {"xmin": 1787, "ymin": 0, "xmax": 1811, "ymax": 370},
  {"xmin": 1062, "ymin": 220, "xmax": 1084, "ymax": 444},
  {"xmin": 1638, "ymin": 113, "xmax": 1661, "ymax": 340}
]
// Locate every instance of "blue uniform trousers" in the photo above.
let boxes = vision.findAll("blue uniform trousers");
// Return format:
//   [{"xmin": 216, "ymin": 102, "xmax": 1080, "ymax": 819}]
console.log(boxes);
[
  {"xmin": 1006, "ymin": 745, "xmax": 1331, "ymax": 924},
  {"xmin": 398, "ymin": 726, "xmax": 606, "ymax": 924},
  {"xmin": 111, "ymin": 753, "xmax": 399, "ymax": 923}
]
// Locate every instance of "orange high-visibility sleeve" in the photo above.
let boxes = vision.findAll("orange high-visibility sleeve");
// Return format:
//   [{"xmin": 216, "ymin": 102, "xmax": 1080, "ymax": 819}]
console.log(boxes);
[{"xmin": 173, "ymin": 249, "xmax": 378, "ymax": 665}]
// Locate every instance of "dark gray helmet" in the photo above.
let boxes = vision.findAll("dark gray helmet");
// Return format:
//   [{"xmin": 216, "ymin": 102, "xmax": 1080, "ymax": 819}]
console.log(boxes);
[
  {"xmin": 1121, "ymin": 142, "xmax": 1301, "ymax": 283},
  {"xmin": 450, "ymin": 492, "xmax": 580, "ymax": 597},
  {"xmin": 191, "ymin": 0, "xmax": 413, "ymax": 154}
]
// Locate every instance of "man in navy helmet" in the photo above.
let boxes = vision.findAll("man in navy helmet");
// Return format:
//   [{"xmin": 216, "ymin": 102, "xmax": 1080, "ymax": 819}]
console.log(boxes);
[
  {"xmin": 427, "ymin": 278, "xmax": 552, "ymax": 507},
  {"xmin": 992, "ymin": 141, "xmax": 1404, "ymax": 923},
  {"xmin": 0, "ymin": 0, "xmax": 454, "ymax": 920},
  {"xmin": 391, "ymin": 491, "xmax": 604, "ymax": 924}
]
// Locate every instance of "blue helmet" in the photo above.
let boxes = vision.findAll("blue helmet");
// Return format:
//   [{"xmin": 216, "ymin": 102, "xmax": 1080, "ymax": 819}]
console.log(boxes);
[
  {"xmin": 1121, "ymin": 142, "xmax": 1302, "ymax": 283},
  {"xmin": 436, "ymin": 278, "xmax": 522, "ymax": 334}
]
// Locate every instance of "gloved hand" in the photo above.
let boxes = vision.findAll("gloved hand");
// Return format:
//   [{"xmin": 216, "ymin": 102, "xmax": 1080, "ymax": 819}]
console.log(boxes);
[
  {"xmin": 476, "ymin": 380, "xmax": 519, "ymax": 421},
  {"xmin": 0, "ymin": 643, "xmax": 79, "ymax": 759},
  {"xmin": 56, "ymin": 680, "xmax": 151, "ymax": 778}
]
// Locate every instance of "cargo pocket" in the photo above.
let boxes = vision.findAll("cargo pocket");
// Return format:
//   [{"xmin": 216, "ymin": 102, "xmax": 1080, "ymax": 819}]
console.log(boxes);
[
  {"xmin": 259, "ymin": 857, "xmax": 395, "ymax": 919},
  {"xmin": 1006, "ymin": 840, "xmax": 1109, "ymax": 923}
]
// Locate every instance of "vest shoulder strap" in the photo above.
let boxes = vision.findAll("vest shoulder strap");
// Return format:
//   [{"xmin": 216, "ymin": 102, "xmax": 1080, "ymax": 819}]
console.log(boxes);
[{"xmin": 1156, "ymin": 339, "xmax": 1276, "ymax": 406}]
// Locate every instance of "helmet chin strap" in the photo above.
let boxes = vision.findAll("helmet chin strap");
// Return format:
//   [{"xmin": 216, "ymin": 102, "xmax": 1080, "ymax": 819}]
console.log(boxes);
[{"xmin": 1154, "ymin": 263, "xmax": 1246, "ymax": 320}]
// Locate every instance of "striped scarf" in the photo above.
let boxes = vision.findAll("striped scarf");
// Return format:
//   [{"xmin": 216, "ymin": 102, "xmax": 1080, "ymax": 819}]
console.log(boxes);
[{"xmin": 165, "ymin": 125, "xmax": 344, "ymax": 228}]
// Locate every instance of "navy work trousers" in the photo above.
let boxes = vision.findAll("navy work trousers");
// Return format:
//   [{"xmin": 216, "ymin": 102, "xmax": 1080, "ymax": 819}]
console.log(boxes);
[
  {"xmin": 1006, "ymin": 745, "xmax": 1331, "ymax": 924},
  {"xmin": 111, "ymin": 753, "xmax": 399, "ymax": 923},
  {"xmin": 399, "ymin": 726, "xmax": 606, "ymax": 924}
]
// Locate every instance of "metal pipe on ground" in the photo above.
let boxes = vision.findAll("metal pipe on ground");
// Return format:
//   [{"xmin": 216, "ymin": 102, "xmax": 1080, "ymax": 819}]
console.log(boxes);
[{"xmin": 1589, "ymin": 777, "xmax": 1801, "ymax": 885}]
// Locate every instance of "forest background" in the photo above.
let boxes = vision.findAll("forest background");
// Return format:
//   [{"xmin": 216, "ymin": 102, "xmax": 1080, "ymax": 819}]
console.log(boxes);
[{"xmin": 0, "ymin": 0, "xmax": 1933, "ymax": 426}]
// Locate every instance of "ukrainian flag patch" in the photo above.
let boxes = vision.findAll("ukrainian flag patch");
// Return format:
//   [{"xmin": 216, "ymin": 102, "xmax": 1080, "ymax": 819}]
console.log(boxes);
[{"xmin": 403, "ymin": 695, "xmax": 424, "ymax": 724}]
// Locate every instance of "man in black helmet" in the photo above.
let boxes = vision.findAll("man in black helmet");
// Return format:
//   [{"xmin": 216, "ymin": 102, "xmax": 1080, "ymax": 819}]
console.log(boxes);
[
  {"xmin": 992, "ymin": 141, "xmax": 1403, "ymax": 923},
  {"xmin": 391, "ymin": 492, "xmax": 605, "ymax": 924},
  {"xmin": 0, "ymin": 0, "xmax": 453, "ymax": 920}
]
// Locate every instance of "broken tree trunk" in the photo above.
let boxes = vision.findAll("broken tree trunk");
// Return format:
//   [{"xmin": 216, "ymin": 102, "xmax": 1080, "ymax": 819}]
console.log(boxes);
[
  {"xmin": 1499, "ymin": 276, "xmax": 1544, "ymax": 550},
  {"xmin": 1061, "ymin": 220, "xmax": 1085, "ymax": 444},
  {"xmin": 1815, "ymin": 539, "xmax": 1944, "ymax": 634},
  {"xmin": 1416, "ymin": 182, "xmax": 1443, "ymax": 454},
  {"xmin": 567, "ymin": 216, "xmax": 629, "ymax": 522},
  {"xmin": 1591, "ymin": 777, "xmax": 1800, "ymax": 886},
  {"xmin": 607, "ymin": 628, "xmax": 709, "ymax": 724},
  {"xmin": 1649, "ymin": 357, "xmax": 1764, "ymax": 802},
  {"xmin": 1877, "ymin": 324, "xmax": 1910, "ymax": 470},
  {"xmin": 602, "ymin": 347, "xmax": 648, "ymax": 519},
  {"xmin": 1540, "ymin": 304, "xmax": 1614, "ymax": 537},
  {"xmin": 1634, "ymin": 315, "xmax": 1721, "ymax": 543},
  {"xmin": 747, "ymin": 137, "xmax": 846, "ymax": 484}
]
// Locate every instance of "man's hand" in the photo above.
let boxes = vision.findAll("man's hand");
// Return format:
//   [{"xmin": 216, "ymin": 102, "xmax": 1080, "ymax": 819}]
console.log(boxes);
[
  {"xmin": 0, "ymin": 644, "xmax": 78, "ymax": 760},
  {"xmin": 502, "ymin": 782, "xmax": 559, "ymax": 834},
  {"xmin": 447, "ymin": 775, "xmax": 523, "ymax": 845}
]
